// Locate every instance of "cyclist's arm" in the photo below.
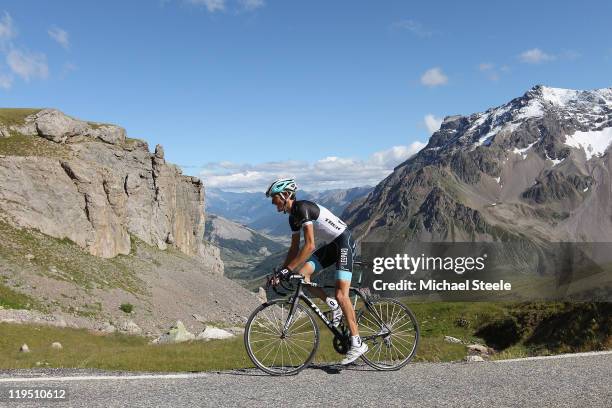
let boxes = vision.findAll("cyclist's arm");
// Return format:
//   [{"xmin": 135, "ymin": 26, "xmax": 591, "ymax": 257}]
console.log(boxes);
[
  {"xmin": 282, "ymin": 233, "xmax": 300, "ymax": 267},
  {"xmin": 286, "ymin": 223, "xmax": 315, "ymax": 271}
]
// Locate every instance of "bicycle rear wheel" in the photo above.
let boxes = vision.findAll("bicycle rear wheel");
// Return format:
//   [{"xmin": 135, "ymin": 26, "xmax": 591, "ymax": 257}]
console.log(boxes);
[
  {"xmin": 357, "ymin": 298, "xmax": 419, "ymax": 370},
  {"xmin": 244, "ymin": 299, "xmax": 319, "ymax": 375}
]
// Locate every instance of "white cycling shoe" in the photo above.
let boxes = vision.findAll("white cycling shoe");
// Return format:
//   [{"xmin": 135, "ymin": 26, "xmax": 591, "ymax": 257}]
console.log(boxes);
[{"xmin": 340, "ymin": 343, "xmax": 368, "ymax": 365}]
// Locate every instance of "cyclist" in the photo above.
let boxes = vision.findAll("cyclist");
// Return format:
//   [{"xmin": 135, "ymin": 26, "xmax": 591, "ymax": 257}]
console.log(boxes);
[{"xmin": 266, "ymin": 178, "xmax": 368, "ymax": 364}]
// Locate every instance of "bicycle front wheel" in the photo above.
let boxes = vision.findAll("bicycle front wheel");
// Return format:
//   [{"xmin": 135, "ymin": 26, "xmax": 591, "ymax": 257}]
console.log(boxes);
[
  {"xmin": 357, "ymin": 298, "xmax": 419, "ymax": 370},
  {"xmin": 244, "ymin": 299, "xmax": 319, "ymax": 375}
]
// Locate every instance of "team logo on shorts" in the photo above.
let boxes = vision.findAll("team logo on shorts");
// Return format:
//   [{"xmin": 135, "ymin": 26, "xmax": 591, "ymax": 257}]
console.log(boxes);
[{"xmin": 340, "ymin": 248, "xmax": 348, "ymax": 266}]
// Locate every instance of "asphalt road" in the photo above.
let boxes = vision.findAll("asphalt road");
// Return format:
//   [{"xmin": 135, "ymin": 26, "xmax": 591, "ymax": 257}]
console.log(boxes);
[{"xmin": 0, "ymin": 351, "xmax": 610, "ymax": 408}]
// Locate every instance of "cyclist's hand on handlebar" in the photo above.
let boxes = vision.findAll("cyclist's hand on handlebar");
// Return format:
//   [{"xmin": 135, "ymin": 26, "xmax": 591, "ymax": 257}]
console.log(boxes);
[
  {"xmin": 277, "ymin": 267, "xmax": 292, "ymax": 280},
  {"xmin": 267, "ymin": 267, "xmax": 292, "ymax": 287}
]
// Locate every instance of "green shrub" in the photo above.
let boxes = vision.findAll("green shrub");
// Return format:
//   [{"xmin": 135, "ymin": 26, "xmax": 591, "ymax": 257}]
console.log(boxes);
[{"xmin": 119, "ymin": 303, "xmax": 134, "ymax": 314}]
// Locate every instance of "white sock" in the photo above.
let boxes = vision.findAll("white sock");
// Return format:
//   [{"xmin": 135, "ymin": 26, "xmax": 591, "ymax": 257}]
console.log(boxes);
[
  {"xmin": 351, "ymin": 335, "xmax": 362, "ymax": 347},
  {"xmin": 325, "ymin": 297, "xmax": 339, "ymax": 310}
]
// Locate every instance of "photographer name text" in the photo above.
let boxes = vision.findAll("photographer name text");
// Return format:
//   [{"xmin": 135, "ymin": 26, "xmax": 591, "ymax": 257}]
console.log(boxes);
[{"xmin": 373, "ymin": 279, "xmax": 511, "ymax": 291}]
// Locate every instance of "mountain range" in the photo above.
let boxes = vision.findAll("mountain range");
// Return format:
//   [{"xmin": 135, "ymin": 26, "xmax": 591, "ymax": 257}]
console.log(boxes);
[
  {"xmin": 345, "ymin": 85, "xmax": 612, "ymax": 245},
  {"xmin": 207, "ymin": 186, "xmax": 373, "ymax": 236}
]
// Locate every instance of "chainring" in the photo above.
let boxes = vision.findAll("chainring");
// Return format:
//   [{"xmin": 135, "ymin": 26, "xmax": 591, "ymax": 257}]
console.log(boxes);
[{"xmin": 332, "ymin": 325, "xmax": 350, "ymax": 355}]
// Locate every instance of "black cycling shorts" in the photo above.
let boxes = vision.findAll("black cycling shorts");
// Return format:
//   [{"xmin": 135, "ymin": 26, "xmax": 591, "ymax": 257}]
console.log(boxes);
[{"xmin": 306, "ymin": 230, "xmax": 356, "ymax": 282}]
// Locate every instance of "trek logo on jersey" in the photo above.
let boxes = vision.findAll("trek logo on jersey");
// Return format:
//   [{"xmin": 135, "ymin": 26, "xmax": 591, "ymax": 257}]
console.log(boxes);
[{"xmin": 324, "ymin": 217, "xmax": 342, "ymax": 231}]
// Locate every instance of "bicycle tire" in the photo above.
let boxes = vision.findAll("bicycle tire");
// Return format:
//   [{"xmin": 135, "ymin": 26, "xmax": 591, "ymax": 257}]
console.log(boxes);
[
  {"xmin": 357, "ymin": 298, "xmax": 419, "ymax": 371},
  {"xmin": 244, "ymin": 299, "xmax": 319, "ymax": 376}
]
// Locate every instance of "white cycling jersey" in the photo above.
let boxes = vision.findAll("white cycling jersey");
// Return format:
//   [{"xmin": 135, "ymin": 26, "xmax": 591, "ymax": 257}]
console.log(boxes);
[{"xmin": 288, "ymin": 200, "xmax": 347, "ymax": 242}]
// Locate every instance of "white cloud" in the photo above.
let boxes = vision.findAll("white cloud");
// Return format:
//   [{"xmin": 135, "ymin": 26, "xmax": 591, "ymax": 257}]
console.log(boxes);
[
  {"xmin": 478, "ymin": 62, "xmax": 500, "ymax": 81},
  {"xmin": 240, "ymin": 0, "xmax": 265, "ymax": 11},
  {"xmin": 48, "ymin": 26, "xmax": 70, "ymax": 50},
  {"xmin": 6, "ymin": 49, "xmax": 49, "ymax": 81},
  {"xmin": 0, "ymin": 11, "xmax": 15, "ymax": 44},
  {"xmin": 420, "ymin": 67, "xmax": 448, "ymax": 87},
  {"xmin": 187, "ymin": 0, "xmax": 226, "ymax": 12},
  {"xmin": 391, "ymin": 19, "xmax": 432, "ymax": 37},
  {"xmin": 0, "ymin": 72, "xmax": 12, "ymax": 89},
  {"xmin": 424, "ymin": 114, "xmax": 443, "ymax": 134},
  {"xmin": 198, "ymin": 142, "xmax": 426, "ymax": 192},
  {"xmin": 519, "ymin": 48, "xmax": 555, "ymax": 64}
]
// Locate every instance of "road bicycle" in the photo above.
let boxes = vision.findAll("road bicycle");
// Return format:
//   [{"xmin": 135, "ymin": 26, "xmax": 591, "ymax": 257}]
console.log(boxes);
[{"xmin": 244, "ymin": 262, "xmax": 420, "ymax": 375}]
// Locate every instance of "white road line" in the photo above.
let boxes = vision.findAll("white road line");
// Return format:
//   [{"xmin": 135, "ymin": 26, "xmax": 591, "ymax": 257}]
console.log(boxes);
[
  {"xmin": 492, "ymin": 350, "xmax": 612, "ymax": 363},
  {"xmin": 0, "ymin": 372, "xmax": 212, "ymax": 383}
]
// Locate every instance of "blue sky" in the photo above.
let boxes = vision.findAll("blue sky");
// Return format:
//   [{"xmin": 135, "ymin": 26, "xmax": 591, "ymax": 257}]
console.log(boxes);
[{"xmin": 1, "ymin": 0, "xmax": 611, "ymax": 191}]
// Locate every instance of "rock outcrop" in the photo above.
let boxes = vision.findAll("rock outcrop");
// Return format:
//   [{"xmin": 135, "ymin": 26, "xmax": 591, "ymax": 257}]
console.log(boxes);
[
  {"xmin": 0, "ymin": 109, "xmax": 220, "ymax": 269},
  {"xmin": 151, "ymin": 320, "xmax": 196, "ymax": 344}
]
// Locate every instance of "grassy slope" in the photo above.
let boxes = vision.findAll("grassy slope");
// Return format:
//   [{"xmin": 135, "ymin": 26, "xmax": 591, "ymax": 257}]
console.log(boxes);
[
  {"xmin": 0, "ymin": 132, "xmax": 70, "ymax": 158},
  {"xmin": 2, "ymin": 300, "xmax": 609, "ymax": 371},
  {"xmin": 0, "ymin": 108, "xmax": 40, "ymax": 126},
  {"xmin": 0, "ymin": 221, "xmax": 145, "ymax": 299},
  {"xmin": 0, "ymin": 280, "xmax": 42, "ymax": 310}
]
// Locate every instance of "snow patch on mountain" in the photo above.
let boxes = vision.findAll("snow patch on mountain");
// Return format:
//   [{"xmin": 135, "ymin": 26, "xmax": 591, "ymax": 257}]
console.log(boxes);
[
  {"xmin": 541, "ymin": 87, "xmax": 580, "ymax": 105},
  {"xmin": 565, "ymin": 127, "xmax": 612, "ymax": 160},
  {"xmin": 512, "ymin": 141, "xmax": 538, "ymax": 160}
]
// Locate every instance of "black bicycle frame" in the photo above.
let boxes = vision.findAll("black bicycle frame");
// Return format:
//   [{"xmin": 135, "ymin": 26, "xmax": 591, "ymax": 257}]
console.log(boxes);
[{"xmin": 280, "ymin": 278, "xmax": 390, "ymax": 341}]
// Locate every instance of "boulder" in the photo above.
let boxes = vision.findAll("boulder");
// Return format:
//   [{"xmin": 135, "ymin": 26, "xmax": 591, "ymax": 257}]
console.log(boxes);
[
  {"xmin": 444, "ymin": 335, "xmax": 463, "ymax": 344},
  {"xmin": 152, "ymin": 321, "xmax": 195, "ymax": 344},
  {"xmin": 197, "ymin": 326, "xmax": 234, "ymax": 341},
  {"xmin": 226, "ymin": 327, "xmax": 245, "ymax": 335},
  {"xmin": 34, "ymin": 109, "xmax": 88, "ymax": 143},
  {"xmin": 100, "ymin": 322, "xmax": 116, "ymax": 334},
  {"xmin": 20, "ymin": 344, "xmax": 30, "ymax": 353},
  {"xmin": 464, "ymin": 355, "xmax": 485, "ymax": 362},
  {"xmin": 50, "ymin": 342, "xmax": 63, "ymax": 350},
  {"xmin": 467, "ymin": 344, "xmax": 494, "ymax": 356},
  {"xmin": 119, "ymin": 319, "xmax": 142, "ymax": 335}
]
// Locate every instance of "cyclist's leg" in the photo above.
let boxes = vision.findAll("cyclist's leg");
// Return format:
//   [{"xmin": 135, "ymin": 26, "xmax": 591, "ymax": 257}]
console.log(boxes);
[
  {"xmin": 334, "ymin": 231, "xmax": 358, "ymax": 335},
  {"xmin": 298, "ymin": 245, "xmax": 334, "ymax": 301},
  {"xmin": 297, "ymin": 258, "xmax": 326, "ymax": 301},
  {"xmin": 335, "ymin": 279, "xmax": 357, "ymax": 334}
]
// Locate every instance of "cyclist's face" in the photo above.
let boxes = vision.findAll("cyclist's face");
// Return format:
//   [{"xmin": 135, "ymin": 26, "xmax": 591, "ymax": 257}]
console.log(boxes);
[{"xmin": 271, "ymin": 194, "xmax": 285, "ymax": 212}]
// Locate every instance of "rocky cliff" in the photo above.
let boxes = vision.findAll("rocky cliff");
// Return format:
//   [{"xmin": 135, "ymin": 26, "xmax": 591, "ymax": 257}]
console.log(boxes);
[
  {"xmin": 0, "ymin": 108, "xmax": 265, "ymax": 333},
  {"xmin": 0, "ymin": 109, "xmax": 220, "ymax": 270},
  {"xmin": 344, "ymin": 86, "xmax": 612, "ymax": 244}
]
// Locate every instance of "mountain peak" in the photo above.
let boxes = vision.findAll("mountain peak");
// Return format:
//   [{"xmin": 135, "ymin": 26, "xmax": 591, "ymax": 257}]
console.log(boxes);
[{"xmin": 522, "ymin": 84, "xmax": 612, "ymax": 107}]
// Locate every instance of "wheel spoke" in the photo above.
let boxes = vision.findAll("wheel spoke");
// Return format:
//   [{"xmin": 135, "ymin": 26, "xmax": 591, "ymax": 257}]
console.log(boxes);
[
  {"xmin": 246, "ymin": 301, "xmax": 319, "ymax": 375},
  {"xmin": 357, "ymin": 300, "xmax": 419, "ymax": 370},
  {"xmin": 259, "ymin": 339, "xmax": 280, "ymax": 362},
  {"xmin": 391, "ymin": 319, "xmax": 416, "ymax": 333},
  {"xmin": 285, "ymin": 336, "xmax": 312, "ymax": 355}
]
